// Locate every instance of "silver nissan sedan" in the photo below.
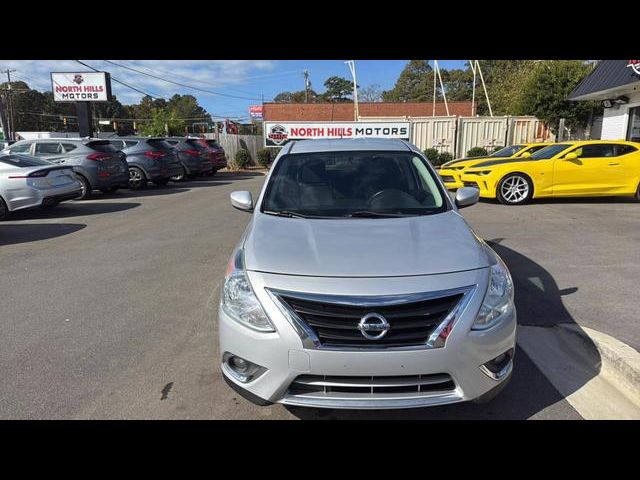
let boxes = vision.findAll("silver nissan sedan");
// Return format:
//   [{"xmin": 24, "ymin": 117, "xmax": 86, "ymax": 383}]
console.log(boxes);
[{"xmin": 219, "ymin": 138, "xmax": 516, "ymax": 409}]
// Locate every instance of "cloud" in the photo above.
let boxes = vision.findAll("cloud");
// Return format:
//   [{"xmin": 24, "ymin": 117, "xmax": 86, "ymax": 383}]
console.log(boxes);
[{"xmin": 0, "ymin": 59, "xmax": 277, "ymax": 108}]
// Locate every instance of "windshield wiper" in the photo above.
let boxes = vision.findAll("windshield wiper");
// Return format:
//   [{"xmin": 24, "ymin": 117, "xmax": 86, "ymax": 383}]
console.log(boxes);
[
  {"xmin": 348, "ymin": 211, "xmax": 415, "ymax": 218},
  {"xmin": 263, "ymin": 210, "xmax": 312, "ymax": 218}
]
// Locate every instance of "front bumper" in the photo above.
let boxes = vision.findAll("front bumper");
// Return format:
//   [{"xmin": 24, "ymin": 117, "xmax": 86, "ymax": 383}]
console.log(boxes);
[
  {"xmin": 459, "ymin": 174, "xmax": 498, "ymax": 198},
  {"xmin": 438, "ymin": 168, "xmax": 464, "ymax": 190},
  {"xmin": 219, "ymin": 268, "xmax": 517, "ymax": 409}
]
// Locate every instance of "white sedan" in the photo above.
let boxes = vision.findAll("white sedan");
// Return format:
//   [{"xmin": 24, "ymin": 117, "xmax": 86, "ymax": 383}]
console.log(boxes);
[{"xmin": 0, "ymin": 153, "xmax": 82, "ymax": 220}]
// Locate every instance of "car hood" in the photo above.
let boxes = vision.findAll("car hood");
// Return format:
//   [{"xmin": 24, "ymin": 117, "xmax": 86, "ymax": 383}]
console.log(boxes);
[{"xmin": 243, "ymin": 211, "xmax": 491, "ymax": 277}]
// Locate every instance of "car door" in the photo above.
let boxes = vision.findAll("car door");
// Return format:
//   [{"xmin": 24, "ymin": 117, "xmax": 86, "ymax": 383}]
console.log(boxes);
[
  {"xmin": 33, "ymin": 141, "xmax": 66, "ymax": 163},
  {"xmin": 552, "ymin": 144, "xmax": 626, "ymax": 196}
]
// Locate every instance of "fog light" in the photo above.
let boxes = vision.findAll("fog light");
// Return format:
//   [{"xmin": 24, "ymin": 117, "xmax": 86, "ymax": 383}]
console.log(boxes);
[
  {"xmin": 222, "ymin": 352, "xmax": 267, "ymax": 383},
  {"xmin": 479, "ymin": 348, "xmax": 514, "ymax": 380}
]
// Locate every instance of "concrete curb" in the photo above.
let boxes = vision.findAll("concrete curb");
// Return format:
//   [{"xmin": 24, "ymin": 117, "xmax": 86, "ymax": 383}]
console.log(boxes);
[{"xmin": 557, "ymin": 324, "xmax": 640, "ymax": 405}]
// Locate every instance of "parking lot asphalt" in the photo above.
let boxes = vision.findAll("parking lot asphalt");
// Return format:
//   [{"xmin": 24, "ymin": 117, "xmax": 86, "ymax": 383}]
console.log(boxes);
[{"xmin": 2, "ymin": 171, "xmax": 635, "ymax": 419}]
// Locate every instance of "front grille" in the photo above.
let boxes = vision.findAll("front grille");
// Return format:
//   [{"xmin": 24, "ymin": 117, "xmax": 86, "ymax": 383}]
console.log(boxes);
[
  {"xmin": 277, "ymin": 292, "xmax": 463, "ymax": 348},
  {"xmin": 288, "ymin": 374, "xmax": 455, "ymax": 396},
  {"xmin": 440, "ymin": 175, "xmax": 455, "ymax": 183},
  {"xmin": 463, "ymin": 181, "xmax": 479, "ymax": 188}
]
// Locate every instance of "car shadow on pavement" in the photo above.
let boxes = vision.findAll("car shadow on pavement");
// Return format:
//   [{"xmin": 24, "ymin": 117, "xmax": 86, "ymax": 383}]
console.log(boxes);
[
  {"xmin": 6, "ymin": 202, "xmax": 140, "ymax": 220},
  {"xmin": 286, "ymin": 240, "xmax": 600, "ymax": 420},
  {"xmin": 108, "ymin": 187, "xmax": 190, "ymax": 199},
  {"xmin": 0, "ymin": 223, "xmax": 86, "ymax": 246},
  {"xmin": 480, "ymin": 196, "xmax": 638, "ymax": 205}
]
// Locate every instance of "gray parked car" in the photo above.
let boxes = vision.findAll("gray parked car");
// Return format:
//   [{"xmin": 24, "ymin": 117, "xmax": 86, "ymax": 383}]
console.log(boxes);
[
  {"xmin": 0, "ymin": 153, "xmax": 82, "ymax": 219},
  {"xmin": 109, "ymin": 137, "xmax": 183, "ymax": 189},
  {"xmin": 219, "ymin": 138, "xmax": 516, "ymax": 409},
  {"xmin": 164, "ymin": 137, "xmax": 214, "ymax": 180},
  {"xmin": 4, "ymin": 138, "xmax": 129, "ymax": 199}
]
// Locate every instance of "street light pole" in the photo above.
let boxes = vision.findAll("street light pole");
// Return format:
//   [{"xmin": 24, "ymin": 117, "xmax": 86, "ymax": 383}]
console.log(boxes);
[
  {"xmin": 1, "ymin": 69, "xmax": 17, "ymax": 141},
  {"xmin": 345, "ymin": 61, "xmax": 359, "ymax": 121}
]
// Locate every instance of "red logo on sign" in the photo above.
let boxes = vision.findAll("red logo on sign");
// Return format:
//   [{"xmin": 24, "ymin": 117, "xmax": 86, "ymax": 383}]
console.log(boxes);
[
  {"xmin": 267, "ymin": 124, "xmax": 288, "ymax": 145},
  {"xmin": 73, "ymin": 74, "xmax": 84, "ymax": 85}
]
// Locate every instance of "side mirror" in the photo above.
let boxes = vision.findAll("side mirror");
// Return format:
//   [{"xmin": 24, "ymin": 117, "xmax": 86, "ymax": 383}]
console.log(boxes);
[
  {"xmin": 520, "ymin": 152, "xmax": 531, "ymax": 158},
  {"xmin": 455, "ymin": 187, "xmax": 480, "ymax": 209},
  {"xmin": 564, "ymin": 152, "xmax": 578, "ymax": 161},
  {"xmin": 230, "ymin": 191, "xmax": 253, "ymax": 212}
]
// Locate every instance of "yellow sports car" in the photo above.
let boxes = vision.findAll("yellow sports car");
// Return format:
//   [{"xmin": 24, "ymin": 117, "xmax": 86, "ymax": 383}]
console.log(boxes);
[
  {"xmin": 459, "ymin": 140, "xmax": 640, "ymax": 205},
  {"xmin": 438, "ymin": 143, "xmax": 551, "ymax": 190}
]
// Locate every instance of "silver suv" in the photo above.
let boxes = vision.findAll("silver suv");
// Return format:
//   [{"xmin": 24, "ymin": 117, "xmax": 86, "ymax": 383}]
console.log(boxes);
[
  {"xmin": 219, "ymin": 138, "xmax": 516, "ymax": 409},
  {"xmin": 4, "ymin": 138, "xmax": 129, "ymax": 199}
]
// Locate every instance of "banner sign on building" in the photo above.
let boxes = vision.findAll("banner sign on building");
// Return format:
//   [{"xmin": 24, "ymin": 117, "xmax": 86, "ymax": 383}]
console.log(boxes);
[
  {"xmin": 51, "ymin": 72, "xmax": 112, "ymax": 102},
  {"xmin": 249, "ymin": 105, "xmax": 264, "ymax": 120},
  {"xmin": 264, "ymin": 121, "xmax": 410, "ymax": 147}
]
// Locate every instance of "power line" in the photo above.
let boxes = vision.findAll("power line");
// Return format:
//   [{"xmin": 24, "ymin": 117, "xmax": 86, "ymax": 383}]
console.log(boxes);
[
  {"xmin": 103, "ymin": 60, "xmax": 264, "ymax": 101},
  {"xmin": 75, "ymin": 60, "xmax": 167, "ymax": 100},
  {"xmin": 123, "ymin": 60, "xmax": 270, "ymax": 98}
]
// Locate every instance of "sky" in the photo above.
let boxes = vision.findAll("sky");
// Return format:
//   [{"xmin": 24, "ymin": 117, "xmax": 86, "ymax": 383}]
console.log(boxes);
[{"xmin": 0, "ymin": 60, "xmax": 467, "ymax": 122}]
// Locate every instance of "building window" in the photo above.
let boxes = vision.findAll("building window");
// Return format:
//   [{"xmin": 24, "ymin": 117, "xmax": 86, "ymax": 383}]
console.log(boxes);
[{"xmin": 628, "ymin": 107, "xmax": 640, "ymax": 143}]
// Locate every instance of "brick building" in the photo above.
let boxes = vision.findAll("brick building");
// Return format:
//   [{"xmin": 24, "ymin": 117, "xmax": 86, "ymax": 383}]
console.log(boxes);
[{"xmin": 263, "ymin": 101, "xmax": 476, "ymax": 121}]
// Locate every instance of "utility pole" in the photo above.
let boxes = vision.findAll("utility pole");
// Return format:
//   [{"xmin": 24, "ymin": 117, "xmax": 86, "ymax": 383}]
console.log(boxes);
[
  {"xmin": 1, "ymin": 69, "xmax": 17, "ymax": 141},
  {"xmin": 303, "ymin": 70, "xmax": 310, "ymax": 104},
  {"xmin": 345, "ymin": 61, "xmax": 359, "ymax": 121}
]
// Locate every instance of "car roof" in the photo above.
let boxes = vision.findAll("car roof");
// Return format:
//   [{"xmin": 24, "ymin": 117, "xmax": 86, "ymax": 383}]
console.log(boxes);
[
  {"xmin": 287, "ymin": 138, "xmax": 414, "ymax": 154},
  {"xmin": 552, "ymin": 140, "xmax": 640, "ymax": 146}
]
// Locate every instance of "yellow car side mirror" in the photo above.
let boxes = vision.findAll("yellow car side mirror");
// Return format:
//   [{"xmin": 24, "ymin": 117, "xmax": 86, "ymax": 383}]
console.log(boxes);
[
  {"xmin": 564, "ymin": 152, "xmax": 578, "ymax": 161},
  {"xmin": 520, "ymin": 152, "xmax": 531, "ymax": 158}
]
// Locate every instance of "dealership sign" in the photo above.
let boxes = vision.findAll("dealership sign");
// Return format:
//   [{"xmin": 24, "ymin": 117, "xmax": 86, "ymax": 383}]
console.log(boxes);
[
  {"xmin": 51, "ymin": 72, "xmax": 112, "ymax": 102},
  {"xmin": 249, "ymin": 105, "xmax": 264, "ymax": 120},
  {"xmin": 628, "ymin": 60, "xmax": 640, "ymax": 76},
  {"xmin": 264, "ymin": 122, "xmax": 410, "ymax": 147}
]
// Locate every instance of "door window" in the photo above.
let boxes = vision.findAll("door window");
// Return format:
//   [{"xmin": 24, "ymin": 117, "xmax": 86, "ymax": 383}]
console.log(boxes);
[
  {"xmin": 35, "ymin": 142, "xmax": 62, "ymax": 155},
  {"xmin": 573, "ymin": 144, "xmax": 615, "ymax": 158},
  {"xmin": 627, "ymin": 107, "xmax": 640, "ymax": 143},
  {"xmin": 9, "ymin": 142, "xmax": 31, "ymax": 153},
  {"xmin": 62, "ymin": 143, "xmax": 78, "ymax": 152}
]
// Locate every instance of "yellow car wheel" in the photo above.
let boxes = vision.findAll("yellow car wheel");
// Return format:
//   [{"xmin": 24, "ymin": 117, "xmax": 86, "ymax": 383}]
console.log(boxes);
[{"xmin": 497, "ymin": 173, "xmax": 533, "ymax": 205}]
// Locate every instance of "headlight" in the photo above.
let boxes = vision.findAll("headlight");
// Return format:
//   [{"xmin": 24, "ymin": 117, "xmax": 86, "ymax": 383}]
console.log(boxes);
[
  {"xmin": 472, "ymin": 256, "xmax": 514, "ymax": 330},
  {"xmin": 221, "ymin": 247, "xmax": 275, "ymax": 332}
]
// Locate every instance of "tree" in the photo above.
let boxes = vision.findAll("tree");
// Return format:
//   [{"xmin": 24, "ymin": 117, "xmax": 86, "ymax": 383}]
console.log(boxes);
[
  {"xmin": 359, "ymin": 84, "xmax": 383, "ymax": 102},
  {"xmin": 515, "ymin": 60, "xmax": 597, "ymax": 133},
  {"xmin": 382, "ymin": 60, "xmax": 435, "ymax": 102},
  {"xmin": 321, "ymin": 76, "xmax": 355, "ymax": 103},
  {"xmin": 440, "ymin": 69, "xmax": 474, "ymax": 102},
  {"xmin": 273, "ymin": 89, "xmax": 319, "ymax": 103},
  {"xmin": 473, "ymin": 60, "xmax": 537, "ymax": 115}
]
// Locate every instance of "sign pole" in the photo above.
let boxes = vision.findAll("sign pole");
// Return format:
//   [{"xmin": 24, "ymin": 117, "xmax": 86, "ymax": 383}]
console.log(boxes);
[{"xmin": 76, "ymin": 101, "xmax": 93, "ymax": 137}]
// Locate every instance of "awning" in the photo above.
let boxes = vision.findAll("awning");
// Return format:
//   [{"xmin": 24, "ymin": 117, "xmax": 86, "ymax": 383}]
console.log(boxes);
[{"xmin": 569, "ymin": 60, "xmax": 640, "ymax": 101}]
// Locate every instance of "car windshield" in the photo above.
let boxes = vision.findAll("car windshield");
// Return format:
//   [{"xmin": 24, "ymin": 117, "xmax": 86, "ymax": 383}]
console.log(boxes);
[
  {"xmin": 0, "ymin": 154, "xmax": 52, "ymax": 167},
  {"xmin": 261, "ymin": 150, "xmax": 448, "ymax": 218},
  {"xmin": 491, "ymin": 145, "xmax": 526, "ymax": 157},
  {"xmin": 529, "ymin": 144, "xmax": 572, "ymax": 160}
]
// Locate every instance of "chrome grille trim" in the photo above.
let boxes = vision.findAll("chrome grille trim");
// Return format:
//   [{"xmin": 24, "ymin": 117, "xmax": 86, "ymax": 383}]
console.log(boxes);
[{"xmin": 266, "ymin": 285, "xmax": 477, "ymax": 351}]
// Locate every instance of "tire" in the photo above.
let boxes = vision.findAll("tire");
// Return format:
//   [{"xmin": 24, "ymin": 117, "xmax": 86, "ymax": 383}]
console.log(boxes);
[
  {"xmin": 75, "ymin": 174, "xmax": 92, "ymax": 200},
  {"xmin": 101, "ymin": 187, "xmax": 118, "ymax": 194},
  {"xmin": 154, "ymin": 178, "xmax": 170, "ymax": 186},
  {"xmin": 497, "ymin": 173, "xmax": 533, "ymax": 205},
  {"xmin": 634, "ymin": 182, "xmax": 640, "ymax": 202},
  {"xmin": 128, "ymin": 167, "xmax": 147, "ymax": 190},
  {"xmin": 0, "ymin": 196, "xmax": 8, "ymax": 220},
  {"xmin": 170, "ymin": 167, "xmax": 186, "ymax": 182}
]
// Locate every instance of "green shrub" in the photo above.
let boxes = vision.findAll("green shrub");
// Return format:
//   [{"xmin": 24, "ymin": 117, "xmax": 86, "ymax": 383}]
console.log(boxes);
[
  {"xmin": 437, "ymin": 152, "xmax": 453, "ymax": 165},
  {"xmin": 256, "ymin": 148, "xmax": 274, "ymax": 167},
  {"xmin": 233, "ymin": 149, "xmax": 252, "ymax": 169},
  {"xmin": 466, "ymin": 147, "xmax": 488, "ymax": 157},
  {"xmin": 423, "ymin": 148, "xmax": 440, "ymax": 163}
]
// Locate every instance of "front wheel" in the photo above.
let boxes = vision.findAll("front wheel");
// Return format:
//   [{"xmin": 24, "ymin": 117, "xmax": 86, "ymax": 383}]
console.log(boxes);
[
  {"xmin": 129, "ymin": 167, "xmax": 147, "ymax": 190},
  {"xmin": 497, "ymin": 173, "xmax": 533, "ymax": 205}
]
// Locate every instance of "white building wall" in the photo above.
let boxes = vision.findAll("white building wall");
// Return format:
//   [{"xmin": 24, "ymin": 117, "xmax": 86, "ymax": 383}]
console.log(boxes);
[{"xmin": 600, "ymin": 91, "xmax": 640, "ymax": 140}]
